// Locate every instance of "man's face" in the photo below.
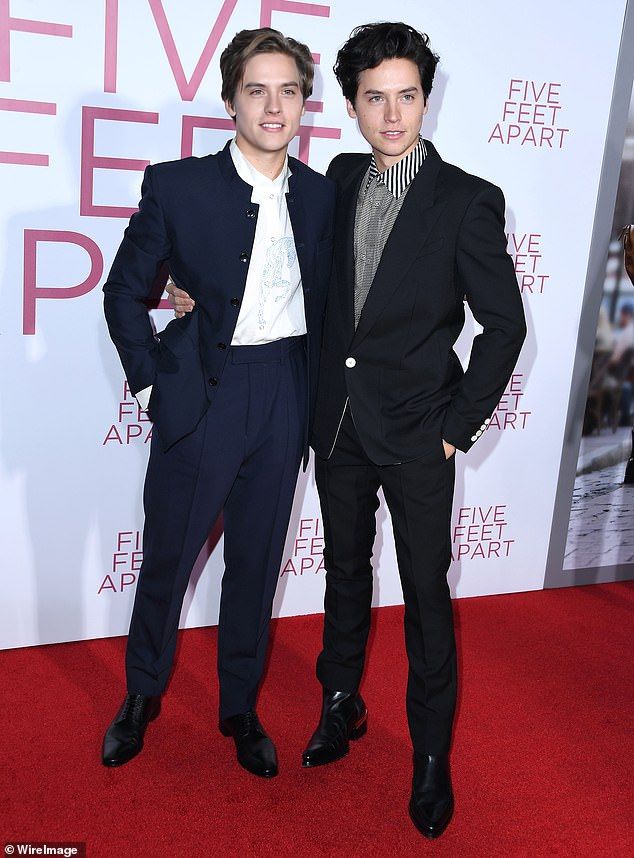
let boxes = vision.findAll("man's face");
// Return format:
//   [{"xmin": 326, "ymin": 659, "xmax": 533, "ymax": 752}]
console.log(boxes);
[
  {"xmin": 225, "ymin": 52, "xmax": 305, "ymax": 161},
  {"xmin": 347, "ymin": 58, "xmax": 428, "ymax": 169}
]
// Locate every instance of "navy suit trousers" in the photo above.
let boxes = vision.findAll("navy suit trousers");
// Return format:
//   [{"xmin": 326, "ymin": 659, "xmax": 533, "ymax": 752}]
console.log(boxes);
[{"xmin": 125, "ymin": 336, "xmax": 307, "ymax": 718}]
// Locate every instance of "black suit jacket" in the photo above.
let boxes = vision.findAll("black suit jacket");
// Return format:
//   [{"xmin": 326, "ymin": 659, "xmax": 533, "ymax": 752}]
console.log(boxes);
[
  {"xmin": 311, "ymin": 140, "xmax": 527, "ymax": 465},
  {"xmin": 104, "ymin": 142, "xmax": 335, "ymax": 461}
]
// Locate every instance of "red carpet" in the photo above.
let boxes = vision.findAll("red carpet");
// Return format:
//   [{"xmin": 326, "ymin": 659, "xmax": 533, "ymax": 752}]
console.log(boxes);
[{"xmin": 1, "ymin": 583, "xmax": 632, "ymax": 857}]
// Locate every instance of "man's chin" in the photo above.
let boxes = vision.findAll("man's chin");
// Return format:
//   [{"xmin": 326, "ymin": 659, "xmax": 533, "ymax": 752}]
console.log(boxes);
[
  {"xmin": 254, "ymin": 129, "xmax": 296, "ymax": 150},
  {"xmin": 371, "ymin": 135, "xmax": 419, "ymax": 162}
]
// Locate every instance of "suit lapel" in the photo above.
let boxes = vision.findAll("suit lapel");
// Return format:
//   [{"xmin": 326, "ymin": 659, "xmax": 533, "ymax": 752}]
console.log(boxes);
[
  {"xmin": 351, "ymin": 142, "xmax": 444, "ymax": 349},
  {"xmin": 336, "ymin": 158, "xmax": 371, "ymax": 337},
  {"xmin": 286, "ymin": 167, "xmax": 311, "ymax": 296}
]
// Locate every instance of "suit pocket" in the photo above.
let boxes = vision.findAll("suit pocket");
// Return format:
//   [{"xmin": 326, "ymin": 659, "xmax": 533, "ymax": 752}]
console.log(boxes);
[
  {"xmin": 157, "ymin": 314, "xmax": 198, "ymax": 357},
  {"xmin": 438, "ymin": 433, "xmax": 453, "ymax": 463}
]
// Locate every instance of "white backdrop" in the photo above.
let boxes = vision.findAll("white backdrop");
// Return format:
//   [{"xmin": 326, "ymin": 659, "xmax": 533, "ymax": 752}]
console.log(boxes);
[{"xmin": 0, "ymin": 0, "xmax": 629, "ymax": 649}]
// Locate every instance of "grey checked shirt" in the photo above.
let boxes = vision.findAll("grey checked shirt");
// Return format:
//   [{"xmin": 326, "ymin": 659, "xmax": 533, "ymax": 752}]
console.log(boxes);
[{"xmin": 353, "ymin": 137, "xmax": 427, "ymax": 328}]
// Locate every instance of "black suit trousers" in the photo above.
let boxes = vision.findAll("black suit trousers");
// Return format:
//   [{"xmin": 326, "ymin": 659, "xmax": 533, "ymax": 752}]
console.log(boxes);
[{"xmin": 315, "ymin": 407, "xmax": 457, "ymax": 754}]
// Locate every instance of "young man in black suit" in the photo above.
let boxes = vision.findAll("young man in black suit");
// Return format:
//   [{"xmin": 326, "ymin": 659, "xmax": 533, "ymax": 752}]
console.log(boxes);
[
  {"xmin": 168, "ymin": 21, "xmax": 526, "ymax": 838},
  {"xmin": 101, "ymin": 28, "xmax": 335, "ymax": 778},
  {"xmin": 304, "ymin": 23, "xmax": 526, "ymax": 838}
]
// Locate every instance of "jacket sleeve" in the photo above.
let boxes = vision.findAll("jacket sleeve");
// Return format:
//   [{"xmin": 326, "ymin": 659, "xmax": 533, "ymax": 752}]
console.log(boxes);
[
  {"xmin": 103, "ymin": 164, "xmax": 172, "ymax": 395},
  {"xmin": 441, "ymin": 184, "xmax": 527, "ymax": 452}
]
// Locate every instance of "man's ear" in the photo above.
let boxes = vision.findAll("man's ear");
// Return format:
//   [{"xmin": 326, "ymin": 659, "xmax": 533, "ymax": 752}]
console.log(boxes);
[
  {"xmin": 346, "ymin": 98, "xmax": 357, "ymax": 119},
  {"xmin": 224, "ymin": 99, "xmax": 236, "ymax": 120}
]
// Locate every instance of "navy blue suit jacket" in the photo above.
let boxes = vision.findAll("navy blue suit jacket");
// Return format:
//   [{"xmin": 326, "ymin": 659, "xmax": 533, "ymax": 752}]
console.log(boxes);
[{"xmin": 104, "ymin": 142, "xmax": 335, "ymax": 461}]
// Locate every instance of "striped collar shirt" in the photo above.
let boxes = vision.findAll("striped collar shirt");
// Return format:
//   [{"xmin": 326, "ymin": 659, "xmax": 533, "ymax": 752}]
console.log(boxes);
[{"xmin": 366, "ymin": 136, "xmax": 427, "ymax": 198}]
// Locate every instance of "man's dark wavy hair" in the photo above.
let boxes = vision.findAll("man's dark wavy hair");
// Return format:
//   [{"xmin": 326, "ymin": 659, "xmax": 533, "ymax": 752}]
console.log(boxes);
[{"xmin": 334, "ymin": 22, "xmax": 439, "ymax": 105}]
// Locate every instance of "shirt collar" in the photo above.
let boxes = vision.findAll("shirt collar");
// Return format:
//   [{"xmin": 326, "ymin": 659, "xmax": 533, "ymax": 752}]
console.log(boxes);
[
  {"xmin": 230, "ymin": 138, "xmax": 290, "ymax": 196},
  {"xmin": 368, "ymin": 136, "xmax": 427, "ymax": 199}
]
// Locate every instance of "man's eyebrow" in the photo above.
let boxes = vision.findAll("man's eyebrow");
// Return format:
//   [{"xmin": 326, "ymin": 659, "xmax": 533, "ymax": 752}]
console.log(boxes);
[
  {"xmin": 243, "ymin": 81, "xmax": 300, "ymax": 88},
  {"xmin": 362, "ymin": 86, "xmax": 420, "ymax": 95}
]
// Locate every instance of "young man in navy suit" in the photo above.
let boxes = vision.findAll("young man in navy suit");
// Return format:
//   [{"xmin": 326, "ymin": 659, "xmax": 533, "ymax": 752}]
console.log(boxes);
[
  {"xmin": 102, "ymin": 28, "xmax": 335, "ymax": 778},
  {"xmin": 169, "ymin": 21, "xmax": 526, "ymax": 838}
]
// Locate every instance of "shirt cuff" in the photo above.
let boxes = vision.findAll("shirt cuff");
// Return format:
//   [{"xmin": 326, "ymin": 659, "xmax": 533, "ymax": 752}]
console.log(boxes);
[{"xmin": 136, "ymin": 385, "xmax": 152, "ymax": 412}]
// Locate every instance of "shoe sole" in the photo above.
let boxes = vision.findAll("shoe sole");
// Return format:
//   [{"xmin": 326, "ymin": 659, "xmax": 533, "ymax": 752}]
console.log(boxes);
[{"xmin": 302, "ymin": 710, "xmax": 368, "ymax": 768}]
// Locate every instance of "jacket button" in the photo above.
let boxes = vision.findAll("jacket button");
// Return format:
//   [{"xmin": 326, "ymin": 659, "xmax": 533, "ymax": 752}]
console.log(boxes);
[
  {"xmin": 239, "ymin": 252, "xmax": 249, "ymax": 263},
  {"xmin": 217, "ymin": 342, "xmax": 227, "ymax": 350},
  {"xmin": 230, "ymin": 298, "xmax": 240, "ymax": 307},
  {"xmin": 470, "ymin": 434, "xmax": 477, "ymax": 442},
  {"xmin": 208, "ymin": 377, "xmax": 218, "ymax": 386},
  {"xmin": 345, "ymin": 357, "xmax": 356, "ymax": 368},
  {"xmin": 246, "ymin": 209, "xmax": 256, "ymax": 218}
]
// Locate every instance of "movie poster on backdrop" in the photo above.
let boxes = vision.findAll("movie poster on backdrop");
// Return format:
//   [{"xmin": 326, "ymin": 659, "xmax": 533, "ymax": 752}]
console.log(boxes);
[
  {"xmin": 0, "ymin": 0, "xmax": 629, "ymax": 648},
  {"xmin": 559, "ymin": 85, "xmax": 634, "ymax": 581}
]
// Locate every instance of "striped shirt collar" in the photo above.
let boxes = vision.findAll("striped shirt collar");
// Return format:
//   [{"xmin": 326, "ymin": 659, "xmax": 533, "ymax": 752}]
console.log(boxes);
[{"xmin": 367, "ymin": 136, "xmax": 427, "ymax": 199}]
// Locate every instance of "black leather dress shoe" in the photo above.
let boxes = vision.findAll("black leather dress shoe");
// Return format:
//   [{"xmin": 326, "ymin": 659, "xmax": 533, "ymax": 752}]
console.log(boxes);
[
  {"xmin": 302, "ymin": 689, "xmax": 367, "ymax": 768},
  {"xmin": 408, "ymin": 753, "xmax": 454, "ymax": 839},
  {"xmin": 102, "ymin": 693, "xmax": 160, "ymax": 767},
  {"xmin": 219, "ymin": 710, "xmax": 278, "ymax": 778}
]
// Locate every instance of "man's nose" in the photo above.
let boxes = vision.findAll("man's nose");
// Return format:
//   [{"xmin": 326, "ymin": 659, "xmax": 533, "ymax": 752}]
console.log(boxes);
[{"xmin": 384, "ymin": 99, "xmax": 401, "ymax": 123}]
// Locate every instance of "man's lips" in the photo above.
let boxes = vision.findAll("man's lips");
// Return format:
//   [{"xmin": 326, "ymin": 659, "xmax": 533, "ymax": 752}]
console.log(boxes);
[
  {"xmin": 260, "ymin": 122, "xmax": 285, "ymax": 131},
  {"xmin": 380, "ymin": 130, "xmax": 405, "ymax": 137}
]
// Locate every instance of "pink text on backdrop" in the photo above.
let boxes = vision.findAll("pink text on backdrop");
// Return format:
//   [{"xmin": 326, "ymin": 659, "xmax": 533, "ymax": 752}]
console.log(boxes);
[
  {"xmin": 506, "ymin": 231, "xmax": 550, "ymax": 294},
  {"xmin": 281, "ymin": 517, "xmax": 324, "ymax": 575},
  {"xmin": 452, "ymin": 505, "xmax": 515, "ymax": 560},
  {"xmin": 105, "ymin": 0, "xmax": 329, "ymax": 100},
  {"xmin": 98, "ymin": 529, "xmax": 143, "ymax": 594},
  {"xmin": 489, "ymin": 373, "xmax": 531, "ymax": 430},
  {"xmin": 23, "ymin": 230, "xmax": 103, "ymax": 335},
  {"xmin": 488, "ymin": 79, "xmax": 570, "ymax": 148},
  {"xmin": 0, "ymin": 98, "xmax": 56, "ymax": 166},
  {"xmin": 80, "ymin": 106, "xmax": 159, "ymax": 218},
  {"xmin": 0, "ymin": 0, "xmax": 72, "ymax": 81},
  {"xmin": 103, "ymin": 381, "xmax": 153, "ymax": 446}
]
